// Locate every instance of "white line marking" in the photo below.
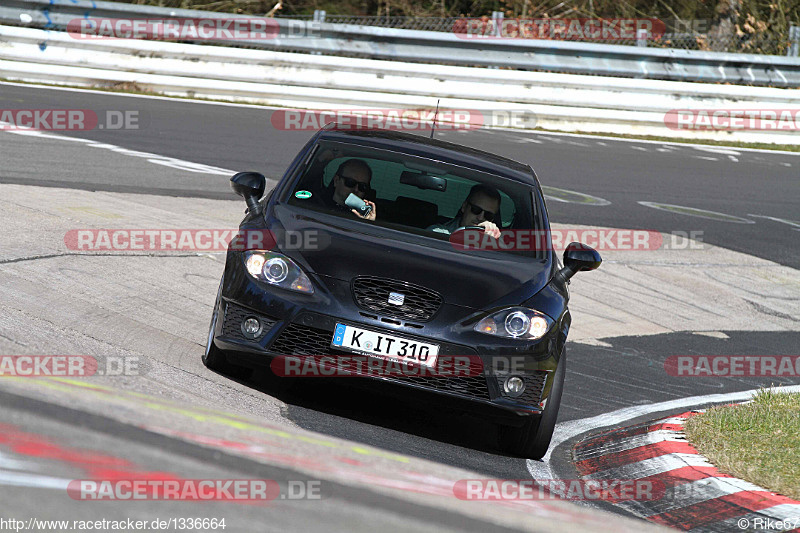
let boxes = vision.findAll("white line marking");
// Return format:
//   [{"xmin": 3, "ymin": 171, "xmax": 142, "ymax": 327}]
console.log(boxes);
[
  {"xmin": 0, "ymin": 450, "xmax": 41, "ymax": 472},
  {"xmin": 541, "ymin": 186, "xmax": 611, "ymax": 206},
  {"xmin": 748, "ymin": 214, "xmax": 800, "ymax": 230},
  {"xmin": 584, "ymin": 453, "xmax": 714, "ymax": 480},
  {"xmin": 0, "ymin": 469, "xmax": 71, "ymax": 490},
  {"xmin": 638, "ymin": 201, "xmax": 755, "ymax": 223},
  {"xmin": 693, "ymin": 146, "xmax": 741, "ymax": 156},
  {"xmin": 670, "ymin": 477, "xmax": 765, "ymax": 507},
  {"xmin": 0, "ymin": 122, "xmax": 233, "ymax": 176},
  {"xmin": 573, "ymin": 429, "xmax": 688, "ymax": 460},
  {"xmin": 615, "ymin": 476, "xmax": 766, "ymax": 519},
  {"xmin": 654, "ymin": 416, "xmax": 699, "ymax": 426}
]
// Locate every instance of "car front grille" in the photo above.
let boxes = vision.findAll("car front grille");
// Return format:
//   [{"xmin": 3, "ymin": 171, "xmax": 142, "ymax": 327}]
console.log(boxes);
[
  {"xmin": 222, "ymin": 302, "xmax": 277, "ymax": 342},
  {"xmin": 269, "ymin": 322, "xmax": 490, "ymax": 401},
  {"xmin": 494, "ymin": 371, "xmax": 550, "ymax": 406},
  {"xmin": 352, "ymin": 276, "xmax": 442, "ymax": 322},
  {"xmin": 388, "ymin": 373, "xmax": 491, "ymax": 401},
  {"xmin": 270, "ymin": 323, "xmax": 342, "ymax": 355}
]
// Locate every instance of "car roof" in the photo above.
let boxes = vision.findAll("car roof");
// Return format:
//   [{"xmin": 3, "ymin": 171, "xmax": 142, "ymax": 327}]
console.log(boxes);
[{"xmin": 317, "ymin": 126, "xmax": 538, "ymax": 187}]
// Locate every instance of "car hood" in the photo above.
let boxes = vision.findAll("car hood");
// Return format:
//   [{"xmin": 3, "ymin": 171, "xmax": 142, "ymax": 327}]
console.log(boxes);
[{"xmin": 271, "ymin": 205, "xmax": 551, "ymax": 310}]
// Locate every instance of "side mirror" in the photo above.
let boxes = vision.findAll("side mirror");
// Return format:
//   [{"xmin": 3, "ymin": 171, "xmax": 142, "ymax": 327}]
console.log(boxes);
[
  {"xmin": 230, "ymin": 172, "xmax": 266, "ymax": 215},
  {"xmin": 556, "ymin": 242, "xmax": 601, "ymax": 283}
]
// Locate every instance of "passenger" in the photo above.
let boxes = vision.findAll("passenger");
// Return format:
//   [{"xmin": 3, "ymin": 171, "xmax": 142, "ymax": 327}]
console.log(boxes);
[
  {"xmin": 428, "ymin": 184, "xmax": 501, "ymax": 238},
  {"xmin": 318, "ymin": 158, "xmax": 377, "ymax": 221}
]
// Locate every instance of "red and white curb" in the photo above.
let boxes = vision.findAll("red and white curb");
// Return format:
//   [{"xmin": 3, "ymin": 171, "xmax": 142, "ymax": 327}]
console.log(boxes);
[{"xmin": 573, "ymin": 410, "xmax": 800, "ymax": 532}]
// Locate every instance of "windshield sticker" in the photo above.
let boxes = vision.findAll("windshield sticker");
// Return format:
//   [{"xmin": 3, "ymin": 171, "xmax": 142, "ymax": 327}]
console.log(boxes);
[{"xmin": 295, "ymin": 190, "xmax": 313, "ymax": 200}]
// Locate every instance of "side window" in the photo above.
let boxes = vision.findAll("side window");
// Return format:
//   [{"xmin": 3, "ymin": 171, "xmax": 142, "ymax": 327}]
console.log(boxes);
[{"xmin": 499, "ymin": 191, "xmax": 516, "ymax": 228}]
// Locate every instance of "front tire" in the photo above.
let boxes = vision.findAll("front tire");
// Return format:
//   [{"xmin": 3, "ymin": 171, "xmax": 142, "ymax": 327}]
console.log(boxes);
[
  {"xmin": 202, "ymin": 276, "xmax": 227, "ymax": 370},
  {"xmin": 497, "ymin": 348, "xmax": 566, "ymax": 460}
]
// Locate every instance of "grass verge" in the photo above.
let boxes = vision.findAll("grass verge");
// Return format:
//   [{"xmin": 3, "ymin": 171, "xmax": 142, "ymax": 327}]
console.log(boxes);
[{"xmin": 683, "ymin": 389, "xmax": 800, "ymax": 500}]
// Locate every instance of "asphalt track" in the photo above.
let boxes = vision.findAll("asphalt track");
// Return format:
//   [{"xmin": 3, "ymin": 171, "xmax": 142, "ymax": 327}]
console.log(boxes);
[
  {"xmin": 1, "ymin": 84, "xmax": 798, "ymax": 269},
  {"xmin": 1, "ymin": 82, "xmax": 798, "ymax": 531}
]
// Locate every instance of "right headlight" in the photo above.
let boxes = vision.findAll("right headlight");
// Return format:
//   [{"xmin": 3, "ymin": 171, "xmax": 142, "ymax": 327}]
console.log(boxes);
[
  {"xmin": 243, "ymin": 251, "xmax": 314, "ymax": 294},
  {"xmin": 474, "ymin": 307, "xmax": 553, "ymax": 340}
]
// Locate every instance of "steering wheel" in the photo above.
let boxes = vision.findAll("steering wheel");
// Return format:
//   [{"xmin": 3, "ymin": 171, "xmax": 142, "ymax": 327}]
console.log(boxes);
[{"xmin": 457, "ymin": 225, "xmax": 486, "ymax": 232}]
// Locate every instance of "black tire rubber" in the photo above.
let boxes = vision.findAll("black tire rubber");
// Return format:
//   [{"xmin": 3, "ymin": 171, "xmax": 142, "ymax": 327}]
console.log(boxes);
[
  {"xmin": 202, "ymin": 276, "xmax": 234, "ymax": 372},
  {"xmin": 497, "ymin": 347, "xmax": 567, "ymax": 460}
]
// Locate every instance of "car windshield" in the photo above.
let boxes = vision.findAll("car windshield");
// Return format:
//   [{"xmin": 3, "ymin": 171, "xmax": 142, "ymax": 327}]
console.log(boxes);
[{"xmin": 285, "ymin": 140, "xmax": 541, "ymax": 257}]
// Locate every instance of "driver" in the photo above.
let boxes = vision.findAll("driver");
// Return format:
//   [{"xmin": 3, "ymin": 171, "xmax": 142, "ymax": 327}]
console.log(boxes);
[{"xmin": 428, "ymin": 184, "xmax": 501, "ymax": 238}]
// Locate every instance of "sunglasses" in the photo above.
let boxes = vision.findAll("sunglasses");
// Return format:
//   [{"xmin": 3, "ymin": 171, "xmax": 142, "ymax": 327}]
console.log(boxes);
[
  {"xmin": 467, "ymin": 202, "xmax": 497, "ymax": 222},
  {"xmin": 339, "ymin": 175, "xmax": 370, "ymax": 193}
]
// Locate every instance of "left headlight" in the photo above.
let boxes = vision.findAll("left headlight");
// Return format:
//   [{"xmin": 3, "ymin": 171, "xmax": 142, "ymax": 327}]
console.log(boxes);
[
  {"xmin": 474, "ymin": 307, "xmax": 553, "ymax": 340},
  {"xmin": 243, "ymin": 251, "xmax": 314, "ymax": 294}
]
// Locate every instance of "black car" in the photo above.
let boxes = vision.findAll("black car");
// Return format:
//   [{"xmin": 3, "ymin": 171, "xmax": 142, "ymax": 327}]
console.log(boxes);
[{"xmin": 203, "ymin": 125, "xmax": 601, "ymax": 459}]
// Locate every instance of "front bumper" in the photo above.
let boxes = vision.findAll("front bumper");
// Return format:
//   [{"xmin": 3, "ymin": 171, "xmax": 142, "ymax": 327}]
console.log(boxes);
[{"xmin": 212, "ymin": 260, "xmax": 563, "ymax": 418}]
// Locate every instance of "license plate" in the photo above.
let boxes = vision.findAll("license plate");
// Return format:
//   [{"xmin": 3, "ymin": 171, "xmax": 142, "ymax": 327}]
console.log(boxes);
[{"xmin": 331, "ymin": 323, "xmax": 439, "ymax": 368}]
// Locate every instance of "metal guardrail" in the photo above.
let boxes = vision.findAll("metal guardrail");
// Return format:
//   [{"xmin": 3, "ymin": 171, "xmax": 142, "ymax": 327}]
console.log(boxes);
[
  {"xmin": 1, "ymin": 23, "xmax": 798, "ymax": 145},
  {"xmin": 1, "ymin": 0, "xmax": 799, "ymax": 87}
]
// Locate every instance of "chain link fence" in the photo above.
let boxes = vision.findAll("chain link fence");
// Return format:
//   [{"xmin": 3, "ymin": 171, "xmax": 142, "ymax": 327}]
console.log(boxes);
[
  {"xmin": 281, "ymin": 13, "xmax": 800, "ymax": 56},
  {"xmin": 93, "ymin": 1, "xmax": 799, "ymax": 56}
]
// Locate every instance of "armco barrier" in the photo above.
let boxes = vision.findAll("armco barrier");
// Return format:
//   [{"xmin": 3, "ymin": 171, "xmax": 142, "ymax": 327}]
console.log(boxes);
[
  {"xmin": 1, "ymin": 0, "xmax": 800, "ymax": 86},
  {"xmin": 1, "ymin": 24, "xmax": 799, "ymax": 144}
]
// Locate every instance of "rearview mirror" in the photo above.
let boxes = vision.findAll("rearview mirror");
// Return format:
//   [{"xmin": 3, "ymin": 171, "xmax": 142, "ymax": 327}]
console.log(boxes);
[
  {"xmin": 400, "ymin": 171, "xmax": 447, "ymax": 191},
  {"xmin": 556, "ymin": 242, "xmax": 602, "ymax": 283},
  {"xmin": 231, "ymin": 172, "xmax": 266, "ymax": 215}
]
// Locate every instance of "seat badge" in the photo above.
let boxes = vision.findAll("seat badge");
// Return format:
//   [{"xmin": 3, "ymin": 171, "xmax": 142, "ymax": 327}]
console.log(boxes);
[{"xmin": 388, "ymin": 292, "xmax": 405, "ymax": 306}]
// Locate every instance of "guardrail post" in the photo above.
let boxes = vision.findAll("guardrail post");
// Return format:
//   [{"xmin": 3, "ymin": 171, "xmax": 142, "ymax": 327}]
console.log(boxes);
[
  {"xmin": 789, "ymin": 24, "xmax": 799, "ymax": 57},
  {"xmin": 491, "ymin": 11, "xmax": 504, "ymax": 37},
  {"xmin": 313, "ymin": 10, "xmax": 326, "ymax": 23},
  {"xmin": 637, "ymin": 28, "xmax": 649, "ymax": 47},
  {"xmin": 488, "ymin": 10, "xmax": 505, "ymax": 68}
]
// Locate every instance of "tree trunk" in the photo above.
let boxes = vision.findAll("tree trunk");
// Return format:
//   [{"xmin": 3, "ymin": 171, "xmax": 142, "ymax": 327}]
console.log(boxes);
[{"xmin": 708, "ymin": 0, "xmax": 741, "ymax": 51}]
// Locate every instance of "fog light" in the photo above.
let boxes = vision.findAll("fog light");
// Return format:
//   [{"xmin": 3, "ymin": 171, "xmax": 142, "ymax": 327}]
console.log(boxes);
[
  {"xmin": 242, "ymin": 317, "xmax": 262, "ymax": 339},
  {"xmin": 504, "ymin": 376, "xmax": 526, "ymax": 397}
]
